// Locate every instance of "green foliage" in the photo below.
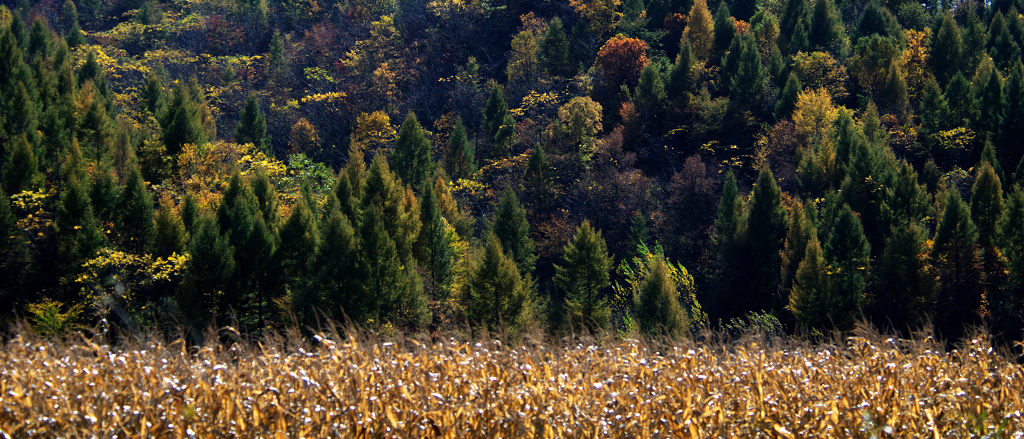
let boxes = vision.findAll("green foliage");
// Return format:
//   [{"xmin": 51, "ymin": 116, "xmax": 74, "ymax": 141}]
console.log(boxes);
[
  {"xmin": 634, "ymin": 63, "xmax": 666, "ymax": 119},
  {"xmin": 667, "ymin": 36, "xmax": 696, "ymax": 106},
  {"xmin": 153, "ymin": 199, "xmax": 185, "ymax": 258},
  {"xmin": 392, "ymin": 112, "xmax": 434, "ymax": 188},
  {"xmin": 932, "ymin": 190, "xmax": 983, "ymax": 338},
  {"xmin": 931, "ymin": 13, "xmax": 962, "ymax": 85},
  {"xmin": 970, "ymin": 162, "xmax": 1004, "ymax": 247},
  {"xmin": 4, "ymin": 134, "xmax": 39, "ymax": 193},
  {"xmin": 235, "ymin": 94, "xmax": 270, "ymax": 155},
  {"xmin": 462, "ymin": 234, "xmax": 535, "ymax": 334},
  {"xmin": 809, "ymin": 0, "xmax": 843, "ymax": 52},
  {"xmin": 822, "ymin": 204, "xmax": 870, "ymax": 330},
  {"xmin": 787, "ymin": 233, "xmax": 829, "ymax": 330},
  {"xmin": 491, "ymin": 187, "xmax": 537, "ymax": 275},
  {"xmin": 775, "ymin": 73, "xmax": 801, "ymax": 119},
  {"xmin": 118, "ymin": 167, "xmax": 154, "ymax": 253},
  {"xmin": 712, "ymin": 4, "xmax": 735, "ymax": 60},
  {"xmin": 444, "ymin": 118, "xmax": 476, "ymax": 181},
  {"xmin": 161, "ymin": 84, "xmax": 207, "ymax": 156},
  {"xmin": 555, "ymin": 220, "xmax": 613, "ymax": 332},
  {"xmin": 540, "ymin": 17, "xmax": 573, "ymax": 76},
  {"xmin": 634, "ymin": 254, "xmax": 689, "ymax": 336},
  {"xmin": 358, "ymin": 204, "xmax": 429, "ymax": 330}
]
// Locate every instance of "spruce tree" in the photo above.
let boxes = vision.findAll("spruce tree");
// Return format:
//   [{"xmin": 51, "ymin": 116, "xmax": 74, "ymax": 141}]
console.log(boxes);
[
  {"xmin": 118, "ymin": 167, "xmax": 154, "ymax": 253},
  {"xmin": 88, "ymin": 166, "xmax": 118, "ymax": 224},
  {"xmin": 775, "ymin": 72, "xmax": 801, "ymax": 119},
  {"xmin": 789, "ymin": 19, "xmax": 810, "ymax": 53},
  {"xmin": 970, "ymin": 162, "xmax": 1004, "ymax": 247},
  {"xmin": 932, "ymin": 190, "xmax": 983, "ymax": 339},
  {"xmin": 787, "ymin": 233, "xmax": 829, "ymax": 330},
  {"xmin": 162, "ymin": 85, "xmax": 206, "ymax": 156},
  {"xmin": 730, "ymin": 34, "xmax": 767, "ymax": 110},
  {"xmin": 217, "ymin": 172, "xmax": 276, "ymax": 330},
  {"xmin": 635, "ymin": 255, "xmax": 688, "ymax": 336},
  {"xmin": 857, "ymin": 0, "xmax": 900, "ymax": 39},
  {"xmin": 182, "ymin": 213, "xmax": 235, "ymax": 329},
  {"xmin": 999, "ymin": 63, "xmax": 1024, "ymax": 168},
  {"xmin": 808, "ymin": 0, "xmax": 842, "ymax": 52},
  {"xmin": 491, "ymin": 186, "xmax": 537, "ymax": 274},
  {"xmin": 57, "ymin": 174, "xmax": 105, "ymax": 268},
  {"xmin": 880, "ymin": 64, "xmax": 908, "ymax": 116},
  {"xmin": 180, "ymin": 191, "xmax": 200, "ymax": 233},
  {"xmin": 392, "ymin": 112, "xmax": 434, "ymax": 188},
  {"xmin": 884, "ymin": 161, "xmax": 930, "ymax": 227},
  {"xmin": 249, "ymin": 167, "xmax": 278, "ymax": 228},
  {"xmin": 684, "ymin": 0, "xmax": 715, "ymax": 60},
  {"xmin": 712, "ymin": 4, "xmax": 736, "ymax": 61},
  {"xmin": 919, "ymin": 78, "xmax": 951, "ymax": 142},
  {"xmin": 540, "ymin": 17, "xmax": 573, "ymax": 76},
  {"xmin": 444, "ymin": 117, "xmax": 476, "ymax": 181},
  {"xmin": 235, "ymin": 94, "xmax": 270, "ymax": 154},
  {"xmin": 931, "ymin": 13, "xmax": 962, "ymax": 85},
  {"xmin": 153, "ymin": 199, "xmax": 186, "ymax": 257},
  {"xmin": 4, "ymin": 135, "xmax": 39, "ymax": 193},
  {"xmin": 362, "ymin": 154, "xmax": 420, "ymax": 263},
  {"xmin": 667, "ymin": 36, "xmax": 696, "ymax": 106},
  {"xmin": 522, "ymin": 145, "xmax": 554, "ymax": 211},
  {"xmin": 317, "ymin": 195, "xmax": 360, "ymax": 320},
  {"xmin": 463, "ymin": 233, "xmax": 534, "ymax": 334},
  {"xmin": 781, "ymin": 199, "xmax": 814, "ymax": 294},
  {"xmin": 870, "ymin": 222, "xmax": 937, "ymax": 330},
  {"xmin": 483, "ymin": 85, "xmax": 510, "ymax": 142},
  {"xmin": 634, "ymin": 63, "xmax": 666, "ymax": 120},
  {"xmin": 738, "ymin": 167, "xmax": 788, "ymax": 314},
  {"xmin": 0, "ymin": 184, "xmax": 31, "ymax": 304},
  {"xmin": 555, "ymin": 220, "xmax": 613, "ymax": 332},
  {"xmin": 279, "ymin": 196, "xmax": 321, "ymax": 325},
  {"xmin": 988, "ymin": 12, "xmax": 1021, "ymax": 71},
  {"xmin": 823, "ymin": 204, "xmax": 870, "ymax": 329},
  {"xmin": 975, "ymin": 69, "xmax": 1004, "ymax": 140},
  {"xmin": 779, "ymin": 0, "xmax": 808, "ymax": 50},
  {"xmin": 945, "ymin": 73, "xmax": 975, "ymax": 127},
  {"xmin": 360, "ymin": 204, "xmax": 429, "ymax": 330}
]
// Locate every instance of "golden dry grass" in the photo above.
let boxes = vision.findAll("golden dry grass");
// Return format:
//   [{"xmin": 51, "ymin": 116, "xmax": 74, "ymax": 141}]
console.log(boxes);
[{"xmin": 1, "ymin": 328, "xmax": 1023, "ymax": 438}]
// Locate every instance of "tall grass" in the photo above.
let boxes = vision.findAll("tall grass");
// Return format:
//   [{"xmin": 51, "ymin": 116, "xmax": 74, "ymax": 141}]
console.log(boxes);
[{"xmin": 1, "ymin": 325, "xmax": 1022, "ymax": 437}]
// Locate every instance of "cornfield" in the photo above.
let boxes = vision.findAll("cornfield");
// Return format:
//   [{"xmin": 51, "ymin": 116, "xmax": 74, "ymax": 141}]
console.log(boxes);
[{"xmin": 1, "ymin": 328, "xmax": 1022, "ymax": 438}]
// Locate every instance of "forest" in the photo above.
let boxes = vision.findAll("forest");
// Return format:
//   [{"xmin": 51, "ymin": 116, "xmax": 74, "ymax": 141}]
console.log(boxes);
[{"xmin": 0, "ymin": 0, "xmax": 1023, "ymax": 345}]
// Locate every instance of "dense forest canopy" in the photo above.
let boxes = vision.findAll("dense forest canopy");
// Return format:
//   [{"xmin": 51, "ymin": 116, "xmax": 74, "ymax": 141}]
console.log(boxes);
[{"xmin": 0, "ymin": 0, "xmax": 1022, "ymax": 342}]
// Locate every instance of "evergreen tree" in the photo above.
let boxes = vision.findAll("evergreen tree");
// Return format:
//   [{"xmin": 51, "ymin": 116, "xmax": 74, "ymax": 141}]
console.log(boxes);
[
  {"xmin": 945, "ymin": 73, "xmax": 975, "ymax": 127},
  {"xmin": 57, "ymin": 174, "xmax": 105, "ymax": 268},
  {"xmin": 635, "ymin": 255, "xmax": 688, "ymax": 336},
  {"xmin": 667, "ymin": 36, "xmax": 696, "ymax": 106},
  {"xmin": 789, "ymin": 19, "xmax": 810, "ymax": 53},
  {"xmin": 483, "ymin": 84, "xmax": 510, "ymax": 142},
  {"xmin": 555, "ymin": 220, "xmax": 613, "ymax": 331},
  {"xmin": 279, "ymin": 196, "xmax": 321, "ymax": 325},
  {"xmin": 823, "ymin": 204, "xmax": 870, "ymax": 329},
  {"xmin": 249, "ymin": 167, "xmax": 278, "ymax": 229},
  {"xmin": 732, "ymin": 0, "xmax": 758, "ymax": 22},
  {"xmin": 634, "ymin": 63, "xmax": 666, "ymax": 119},
  {"xmin": 362, "ymin": 154, "xmax": 420, "ymax": 263},
  {"xmin": 89, "ymin": 167, "xmax": 119, "ymax": 224},
  {"xmin": 808, "ymin": 0, "xmax": 842, "ymax": 51},
  {"xmin": 712, "ymin": 171, "xmax": 742, "ymax": 292},
  {"xmin": 317, "ymin": 195, "xmax": 360, "ymax": 320},
  {"xmin": 0, "ymin": 184, "xmax": 31, "ymax": 305},
  {"xmin": 444, "ymin": 117, "xmax": 476, "ymax": 181},
  {"xmin": 162, "ymin": 84, "xmax": 206, "ymax": 156},
  {"xmin": 931, "ymin": 13, "xmax": 962, "ymax": 85},
  {"xmin": 491, "ymin": 186, "xmax": 537, "ymax": 274},
  {"xmin": 775, "ymin": 72, "xmax": 801, "ymax": 119},
  {"xmin": 712, "ymin": 4, "xmax": 736, "ymax": 61},
  {"xmin": 462, "ymin": 234, "xmax": 534, "ymax": 333},
  {"xmin": 999, "ymin": 62, "xmax": 1024, "ymax": 168},
  {"xmin": 143, "ymin": 73, "xmax": 166, "ymax": 116},
  {"xmin": 975, "ymin": 68, "xmax": 1004, "ymax": 140},
  {"xmin": 870, "ymin": 222, "xmax": 937, "ymax": 331},
  {"xmin": 684, "ymin": 0, "xmax": 715, "ymax": 60},
  {"xmin": 118, "ymin": 167, "xmax": 154, "ymax": 253},
  {"xmin": 217, "ymin": 172, "xmax": 276, "ymax": 330},
  {"xmin": 781, "ymin": 199, "xmax": 814, "ymax": 294},
  {"xmin": 522, "ymin": 145, "xmax": 554, "ymax": 211},
  {"xmin": 730, "ymin": 34, "xmax": 767, "ymax": 110},
  {"xmin": 857, "ymin": 0, "xmax": 900, "ymax": 39},
  {"xmin": 780, "ymin": 0, "xmax": 808, "ymax": 50},
  {"xmin": 153, "ymin": 199, "xmax": 186, "ymax": 257},
  {"xmin": 787, "ymin": 233, "xmax": 829, "ymax": 330},
  {"xmin": 970, "ymin": 162, "xmax": 1004, "ymax": 247},
  {"xmin": 737, "ymin": 167, "xmax": 788, "ymax": 314},
  {"xmin": 540, "ymin": 17, "xmax": 573, "ymax": 76},
  {"xmin": 181, "ymin": 213, "xmax": 234, "ymax": 330},
  {"xmin": 359, "ymin": 204, "xmax": 428, "ymax": 329},
  {"xmin": 919, "ymin": 78, "xmax": 950, "ymax": 142},
  {"xmin": 880, "ymin": 64, "xmax": 908, "ymax": 116},
  {"xmin": 4, "ymin": 134, "xmax": 39, "ymax": 193},
  {"xmin": 180, "ymin": 192, "xmax": 200, "ymax": 233},
  {"xmin": 392, "ymin": 112, "xmax": 435, "ymax": 188},
  {"xmin": 884, "ymin": 161, "xmax": 931, "ymax": 227},
  {"xmin": 235, "ymin": 94, "xmax": 270, "ymax": 154},
  {"xmin": 988, "ymin": 12, "xmax": 1021, "ymax": 71},
  {"xmin": 932, "ymin": 190, "xmax": 984, "ymax": 339}
]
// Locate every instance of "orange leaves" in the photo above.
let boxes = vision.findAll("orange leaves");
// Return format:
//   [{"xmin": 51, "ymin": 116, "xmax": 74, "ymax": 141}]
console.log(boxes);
[{"xmin": 595, "ymin": 36, "xmax": 649, "ymax": 91}]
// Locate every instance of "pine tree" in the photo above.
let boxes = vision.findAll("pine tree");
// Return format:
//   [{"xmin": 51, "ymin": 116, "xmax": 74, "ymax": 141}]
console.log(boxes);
[
  {"xmin": 789, "ymin": 19, "xmax": 810, "ymax": 53},
  {"xmin": 857, "ymin": 0, "xmax": 900, "ymax": 39},
  {"xmin": 919, "ymin": 78, "xmax": 951, "ymax": 143},
  {"xmin": 483, "ymin": 84, "xmax": 510, "ymax": 142},
  {"xmin": 462, "ymin": 233, "xmax": 534, "ymax": 333},
  {"xmin": 57, "ymin": 174, "xmax": 105, "ymax": 268},
  {"xmin": 738, "ymin": 167, "xmax": 788, "ymax": 314},
  {"xmin": 362, "ymin": 154, "xmax": 420, "ymax": 263},
  {"xmin": 491, "ymin": 186, "xmax": 537, "ymax": 274},
  {"xmin": 712, "ymin": 4, "xmax": 736, "ymax": 61},
  {"xmin": 635, "ymin": 255, "xmax": 689, "ymax": 336},
  {"xmin": 555, "ymin": 220, "xmax": 613, "ymax": 331},
  {"xmin": 808, "ymin": 0, "xmax": 842, "ymax": 51},
  {"xmin": 249, "ymin": 167, "xmax": 278, "ymax": 229},
  {"xmin": 358, "ymin": 204, "xmax": 429, "ymax": 330},
  {"xmin": 4, "ymin": 135, "xmax": 40, "ymax": 194},
  {"xmin": 0, "ymin": 184, "xmax": 31, "ymax": 304},
  {"xmin": 970, "ymin": 162, "xmax": 1004, "ymax": 247},
  {"xmin": 999, "ymin": 62, "xmax": 1024, "ymax": 168},
  {"xmin": 931, "ymin": 13, "xmax": 962, "ymax": 85},
  {"xmin": 667, "ymin": 36, "xmax": 696, "ymax": 106},
  {"xmin": 988, "ymin": 12, "xmax": 1021, "ymax": 71},
  {"xmin": 781, "ymin": 199, "xmax": 814, "ymax": 293},
  {"xmin": 317, "ymin": 195, "xmax": 359, "ymax": 320},
  {"xmin": 684, "ymin": 0, "xmax": 715, "ymax": 60},
  {"xmin": 444, "ymin": 117, "xmax": 476, "ymax": 181},
  {"xmin": 522, "ymin": 145, "xmax": 554, "ymax": 211},
  {"xmin": 869, "ymin": 222, "xmax": 937, "ymax": 330},
  {"xmin": 779, "ymin": 0, "xmax": 808, "ymax": 51},
  {"xmin": 932, "ymin": 190, "xmax": 983, "ymax": 339},
  {"xmin": 153, "ymin": 199, "xmax": 186, "ymax": 257},
  {"xmin": 634, "ymin": 63, "xmax": 666, "ymax": 120},
  {"xmin": 279, "ymin": 196, "xmax": 321, "ymax": 325},
  {"xmin": 118, "ymin": 167, "xmax": 154, "ymax": 253},
  {"xmin": 975, "ymin": 68, "xmax": 1004, "ymax": 140},
  {"xmin": 787, "ymin": 234, "xmax": 829, "ymax": 330},
  {"xmin": 143, "ymin": 73, "xmax": 166, "ymax": 116},
  {"xmin": 775, "ymin": 73, "xmax": 802, "ymax": 120},
  {"xmin": 181, "ymin": 213, "xmax": 235, "ymax": 329},
  {"xmin": 884, "ymin": 161, "xmax": 930, "ymax": 227},
  {"xmin": 712, "ymin": 171, "xmax": 742, "ymax": 270},
  {"xmin": 180, "ymin": 192, "xmax": 200, "ymax": 233},
  {"xmin": 162, "ymin": 84, "xmax": 206, "ymax": 156},
  {"xmin": 945, "ymin": 73, "xmax": 975, "ymax": 127},
  {"xmin": 392, "ymin": 112, "xmax": 434, "ymax": 188},
  {"xmin": 880, "ymin": 64, "xmax": 908, "ymax": 116},
  {"xmin": 217, "ymin": 172, "xmax": 276, "ymax": 330},
  {"xmin": 235, "ymin": 94, "xmax": 270, "ymax": 154},
  {"xmin": 540, "ymin": 17, "xmax": 573, "ymax": 76},
  {"xmin": 823, "ymin": 204, "xmax": 870, "ymax": 329},
  {"xmin": 730, "ymin": 34, "xmax": 767, "ymax": 110}
]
